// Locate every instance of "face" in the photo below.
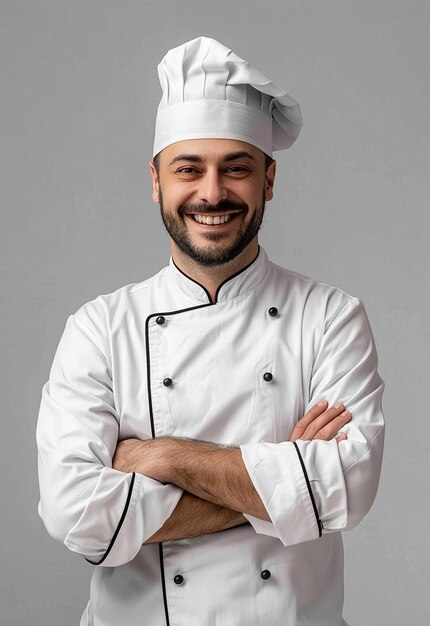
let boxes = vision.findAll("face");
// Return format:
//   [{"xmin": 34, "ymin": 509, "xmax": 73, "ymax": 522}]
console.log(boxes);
[{"xmin": 149, "ymin": 139, "xmax": 276, "ymax": 267}]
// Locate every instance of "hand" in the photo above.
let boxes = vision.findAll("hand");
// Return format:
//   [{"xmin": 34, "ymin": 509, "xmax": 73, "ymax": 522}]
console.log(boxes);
[{"xmin": 289, "ymin": 400, "xmax": 351, "ymax": 443}]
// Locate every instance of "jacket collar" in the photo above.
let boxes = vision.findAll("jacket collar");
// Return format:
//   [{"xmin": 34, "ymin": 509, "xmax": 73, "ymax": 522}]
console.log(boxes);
[{"xmin": 168, "ymin": 246, "xmax": 270, "ymax": 305}]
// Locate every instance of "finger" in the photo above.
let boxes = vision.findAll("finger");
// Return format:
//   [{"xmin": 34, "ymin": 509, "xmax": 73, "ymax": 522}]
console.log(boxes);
[
  {"xmin": 289, "ymin": 400, "xmax": 329, "ymax": 441},
  {"xmin": 300, "ymin": 403, "xmax": 347, "ymax": 440},
  {"xmin": 314, "ymin": 411, "xmax": 352, "ymax": 441},
  {"xmin": 335, "ymin": 432, "xmax": 348, "ymax": 443}
]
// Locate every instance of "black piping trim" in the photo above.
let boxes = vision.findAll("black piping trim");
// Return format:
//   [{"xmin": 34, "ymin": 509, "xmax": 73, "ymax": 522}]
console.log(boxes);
[
  {"xmin": 172, "ymin": 260, "xmax": 213, "ymax": 303},
  {"xmin": 171, "ymin": 245, "xmax": 260, "ymax": 304},
  {"xmin": 85, "ymin": 472, "xmax": 136, "ymax": 565},
  {"xmin": 145, "ymin": 301, "xmax": 213, "ymax": 625},
  {"xmin": 145, "ymin": 303, "xmax": 212, "ymax": 438},
  {"xmin": 158, "ymin": 543, "xmax": 170, "ymax": 625},
  {"xmin": 292, "ymin": 442, "xmax": 323, "ymax": 537},
  {"xmin": 214, "ymin": 246, "xmax": 260, "ymax": 302}
]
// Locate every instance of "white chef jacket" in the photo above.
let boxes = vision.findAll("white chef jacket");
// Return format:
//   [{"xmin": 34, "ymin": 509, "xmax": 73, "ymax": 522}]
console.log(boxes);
[{"xmin": 37, "ymin": 247, "xmax": 384, "ymax": 626}]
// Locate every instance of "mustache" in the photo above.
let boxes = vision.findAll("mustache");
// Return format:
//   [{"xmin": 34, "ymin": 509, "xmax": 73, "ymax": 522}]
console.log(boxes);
[{"xmin": 179, "ymin": 200, "xmax": 248, "ymax": 216}]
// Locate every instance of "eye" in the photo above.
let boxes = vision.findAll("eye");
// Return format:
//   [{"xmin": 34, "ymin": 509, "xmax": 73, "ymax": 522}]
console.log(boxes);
[
  {"xmin": 174, "ymin": 166, "xmax": 204, "ymax": 179},
  {"xmin": 225, "ymin": 165, "xmax": 250, "ymax": 176},
  {"xmin": 176, "ymin": 166, "xmax": 199, "ymax": 174}
]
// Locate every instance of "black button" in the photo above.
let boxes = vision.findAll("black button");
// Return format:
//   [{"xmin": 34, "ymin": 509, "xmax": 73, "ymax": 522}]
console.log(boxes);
[
  {"xmin": 174, "ymin": 574, "xmax": 184, "ymax": 585},
  {"xmin": 261, "ymin": 569, "xmax": 271, "ymax": 580},
  {"xmin": 163, "ymin": 377, "xmax": 173, "ymax": 387},
  {"xmin": 156, "ymin": 316, "xmax": 166, "ymax": 325},
  {"xmin": 263, "ymin": 372, "xmax": 273, "ymax": 382},
  {"xmin": 268, "ymin": 307, "xmax": 278, "ymax": 317}
]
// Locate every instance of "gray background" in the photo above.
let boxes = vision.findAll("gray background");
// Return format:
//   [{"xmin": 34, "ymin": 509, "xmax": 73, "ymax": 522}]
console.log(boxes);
[{"xmin": 1, "ymin": 1, "xmax": 429, "ymax": 624}]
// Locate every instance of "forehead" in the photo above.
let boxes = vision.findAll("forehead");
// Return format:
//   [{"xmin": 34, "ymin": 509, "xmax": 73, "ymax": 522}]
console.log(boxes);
[{"xmin": 159, "ymin": 138, "xmax": 265, "ymax": 166}]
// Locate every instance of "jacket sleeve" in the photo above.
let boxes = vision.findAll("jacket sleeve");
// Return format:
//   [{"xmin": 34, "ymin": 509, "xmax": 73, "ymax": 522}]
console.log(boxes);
[
  {"xmin": 37, "ymin": 311, "xmax": 182, "ymax": 567},
  {"xmin": 240, "ymin": 297, "xmax": 385, "ymax": 546}
]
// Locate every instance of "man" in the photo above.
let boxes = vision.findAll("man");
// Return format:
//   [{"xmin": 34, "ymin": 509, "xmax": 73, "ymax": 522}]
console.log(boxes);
[{"xmin": 37, "ymin": 37, "xmax": 384, "ymax": 625}]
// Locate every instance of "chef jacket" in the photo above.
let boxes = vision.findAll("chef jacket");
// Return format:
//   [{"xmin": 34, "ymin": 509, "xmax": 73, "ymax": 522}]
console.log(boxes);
[{"xmin": 37, "ymin": 247, "xmax": 384, "ymax": 626}]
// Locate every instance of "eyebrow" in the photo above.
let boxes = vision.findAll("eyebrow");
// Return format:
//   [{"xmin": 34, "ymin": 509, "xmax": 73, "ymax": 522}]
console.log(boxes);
[
  {"xmin": 169, "ymin": 151, "xmax": 256, "ymax": 166},
  {"xmin": 224, "ymin": 151, "xmax": 256, "ymax": 162}
]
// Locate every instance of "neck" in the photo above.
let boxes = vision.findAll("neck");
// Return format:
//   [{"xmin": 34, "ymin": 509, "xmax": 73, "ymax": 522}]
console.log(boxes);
[{"xmin": 171, "ymin": 240, "xmax": 259, "ymax": 303}]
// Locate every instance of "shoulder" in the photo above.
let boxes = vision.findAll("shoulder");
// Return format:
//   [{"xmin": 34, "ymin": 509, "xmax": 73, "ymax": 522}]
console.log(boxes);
[
  {"xmin": 267, "ymin": 260, "xmax": 360, "ymax": 329},
  {"xmin": 72, "ymin": 265, "xmax": 170, "ymax": 331}
]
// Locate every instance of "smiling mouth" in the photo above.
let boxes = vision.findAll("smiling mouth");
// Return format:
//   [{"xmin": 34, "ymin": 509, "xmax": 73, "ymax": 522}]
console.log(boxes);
[
  {"xmin": 192, "ymin": 213, "xmax": 232, "ymax": 225},
  {"xmin": 186, "ymin": 211, "xmax": 242, "ymax": 226}
]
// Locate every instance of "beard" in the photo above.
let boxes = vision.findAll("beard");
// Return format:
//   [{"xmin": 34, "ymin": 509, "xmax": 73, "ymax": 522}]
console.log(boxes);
[{"xmin": 159, "ymin": 190, "xmax": 266, "ymax": 267}]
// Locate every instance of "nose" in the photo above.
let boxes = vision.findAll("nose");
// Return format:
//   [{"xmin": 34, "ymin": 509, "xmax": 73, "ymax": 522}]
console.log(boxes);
[{"xmin": 197, "ymin": 169, "xmax": 228, "ymax": 206}]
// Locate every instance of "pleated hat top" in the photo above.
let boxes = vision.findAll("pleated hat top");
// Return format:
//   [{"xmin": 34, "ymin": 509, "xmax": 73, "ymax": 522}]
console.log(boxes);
[{"xmin": 153, "ymin": 36, "xmax": 303, "ymax": 157}]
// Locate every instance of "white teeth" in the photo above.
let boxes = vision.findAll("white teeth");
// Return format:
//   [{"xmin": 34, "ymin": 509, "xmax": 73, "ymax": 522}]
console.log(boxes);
[{"xmin": 193, "ymin": 214, "xmax": 232, "ymax": 225}]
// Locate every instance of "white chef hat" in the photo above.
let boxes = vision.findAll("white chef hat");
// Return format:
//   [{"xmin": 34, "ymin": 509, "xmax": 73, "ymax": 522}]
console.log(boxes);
[{"xmin": 153, "ymin": 36, "xmax": 303, "ymax": 158}]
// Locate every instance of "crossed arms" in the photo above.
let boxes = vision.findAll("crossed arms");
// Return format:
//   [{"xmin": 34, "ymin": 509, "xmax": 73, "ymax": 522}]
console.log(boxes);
[
  {"xmin": 37, "ymin": 298, "xmax": 384, "ymax": 566},
  {"xmin": 112, "ymin": 400, "xmax": 351, "ymax": 543}
]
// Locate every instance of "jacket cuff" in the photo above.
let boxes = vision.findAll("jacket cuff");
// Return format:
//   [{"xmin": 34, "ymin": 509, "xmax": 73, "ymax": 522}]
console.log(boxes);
[
  {"xmin": 65, "ymin": 470, "xmax": 182, "ymax": 567},
  {"xmin": 243, "ymin": 513, "xmax": 280, "ymax": 538},
  {"xmin": 293, "ymin": 438, "xmax": 347, "ymax": 531},
  {"xmin": 240, "ymin": 441, "xmax": 322, "ymax": 546}
]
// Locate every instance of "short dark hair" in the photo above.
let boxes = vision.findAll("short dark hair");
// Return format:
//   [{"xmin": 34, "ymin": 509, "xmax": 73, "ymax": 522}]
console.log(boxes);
[
  {"xmin": 264, "ymin": 153, "xmax": 274, "ymax": 171},
  {"xmin": 152, "ymin": 151, "xmax": 274, "ymax": 176}
]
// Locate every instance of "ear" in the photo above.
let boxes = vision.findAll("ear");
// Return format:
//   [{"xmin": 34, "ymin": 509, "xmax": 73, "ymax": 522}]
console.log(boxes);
[
  {"xmin": 149, "ymin": 160, "xmax": 160, "ymax": 203},
  {"xmin": 264, "ymin": 160, "xmax": 276, "ymax": 201}
]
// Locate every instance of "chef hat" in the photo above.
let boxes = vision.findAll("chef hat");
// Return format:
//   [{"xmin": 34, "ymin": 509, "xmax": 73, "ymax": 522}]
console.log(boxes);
[{"xmin": 153, "ymin": 36, "xmax": 303, "ymax": 158}]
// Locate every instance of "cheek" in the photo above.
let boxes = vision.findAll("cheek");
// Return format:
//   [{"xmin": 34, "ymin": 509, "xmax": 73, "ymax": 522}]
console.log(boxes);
[
  {"xmin": 236, "ymin": 178, "xmax": 265, "ymax": 199},
  {"xmin": 161, "ymin": 183, "xmax": 193, "ymax": 207}
]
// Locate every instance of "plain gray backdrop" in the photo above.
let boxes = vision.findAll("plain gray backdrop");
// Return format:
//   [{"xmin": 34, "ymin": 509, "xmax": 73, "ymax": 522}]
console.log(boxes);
[{"xmin": 1, "ymin": 1, "xmax": 429, "ymax": 624}]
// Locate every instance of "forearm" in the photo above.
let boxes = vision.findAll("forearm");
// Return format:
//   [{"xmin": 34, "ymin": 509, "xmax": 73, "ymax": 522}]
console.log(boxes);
[
  {"xmin": 113, "ymin": 439, "xmax": 250, "ymax": 541},
  {"xmin": 164, "ymin": 439, "xmax": 269, "ymax": 520},
  {"xmin": 112, "ymin": 402, "xmax": 352, "ymax": 529},
  {"xmin": 144, "ymin": 491, "xmax": 247, "ymax": 543},
  {"xmin": 113, "ymin": 437, "xmax": 269, "ymax": 521}
]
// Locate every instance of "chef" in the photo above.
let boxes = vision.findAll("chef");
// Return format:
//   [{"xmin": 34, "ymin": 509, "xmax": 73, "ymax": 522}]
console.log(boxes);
[{"xmin": 37, "ymin": 37, "xmax": 385, "ymax": 626}]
